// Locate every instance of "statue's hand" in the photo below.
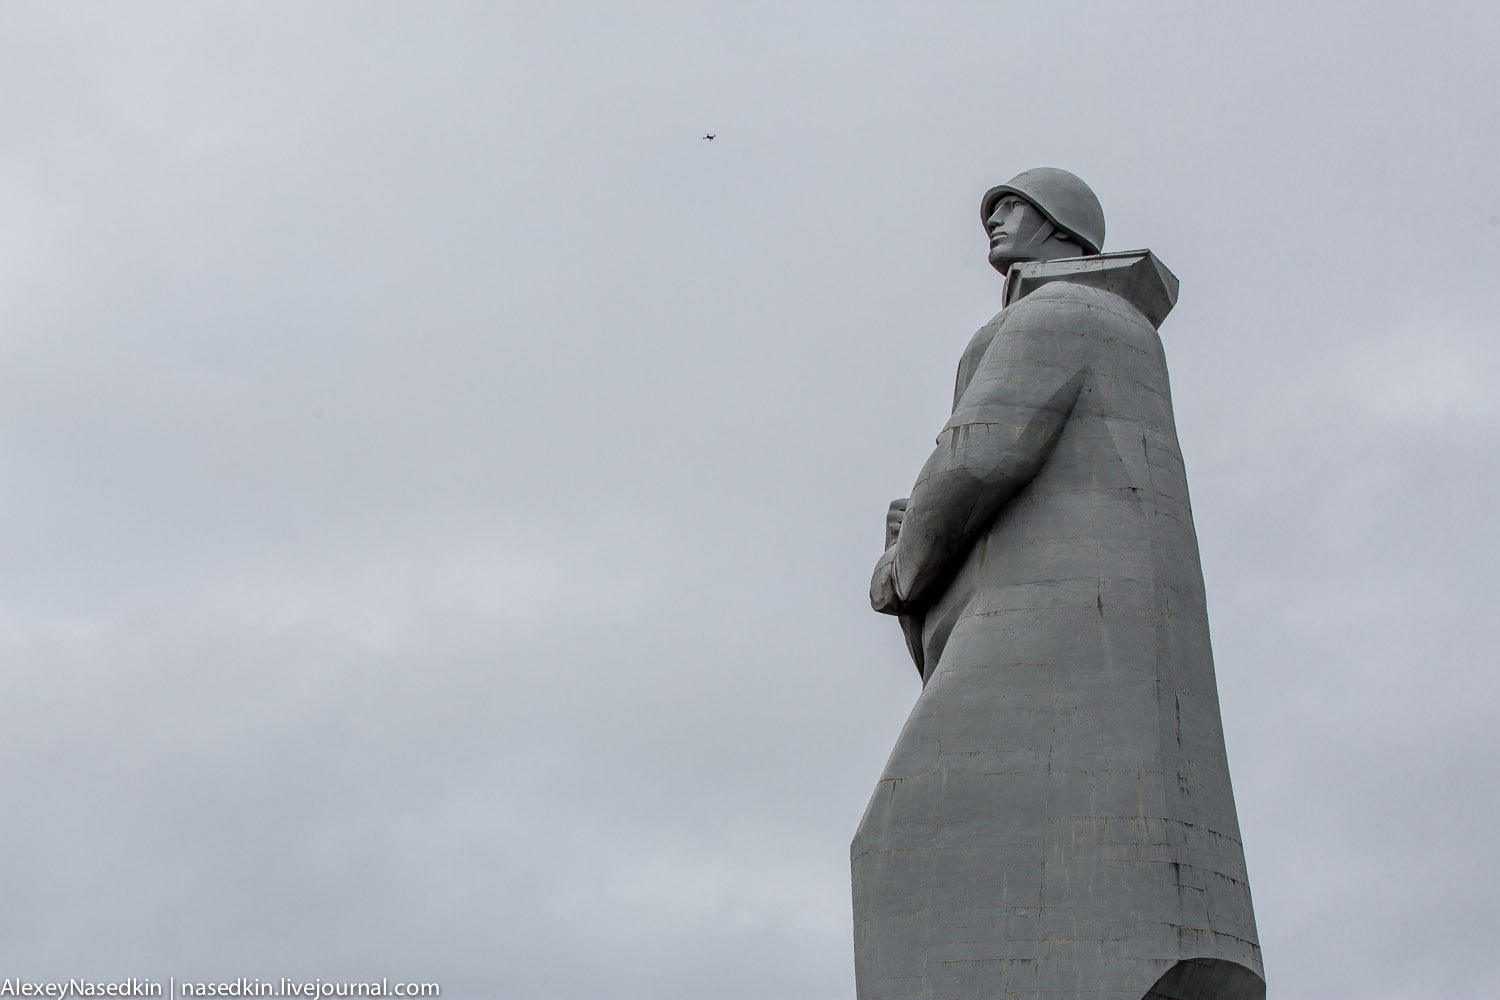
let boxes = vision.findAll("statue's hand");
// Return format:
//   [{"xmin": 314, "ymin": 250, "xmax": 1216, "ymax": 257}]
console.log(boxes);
[
  {"xmin": 885, "ymin": 498, "xmax": 908, "ymax": 549},
  {"xmin": 870, "ymin": 546, "xmax": 904, "ymax": 616}
]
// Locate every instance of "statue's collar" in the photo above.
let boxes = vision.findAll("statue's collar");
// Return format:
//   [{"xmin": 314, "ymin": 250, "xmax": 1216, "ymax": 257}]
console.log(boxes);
[{"xmin": 1004, "ymin": 250, "xmax": 1179, "ymax": 329}]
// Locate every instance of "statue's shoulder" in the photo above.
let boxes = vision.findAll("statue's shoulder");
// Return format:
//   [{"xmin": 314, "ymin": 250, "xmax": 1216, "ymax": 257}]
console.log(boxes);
[{"xmin": 1004, "ymin": 250, "xmax": 1179, "ymax": 331}]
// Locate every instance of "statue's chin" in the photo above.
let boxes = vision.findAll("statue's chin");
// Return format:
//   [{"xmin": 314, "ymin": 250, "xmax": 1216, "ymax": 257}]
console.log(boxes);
[{"xmin": 989, "ymin": 249, "xmax": 1030, "ymax": 274}]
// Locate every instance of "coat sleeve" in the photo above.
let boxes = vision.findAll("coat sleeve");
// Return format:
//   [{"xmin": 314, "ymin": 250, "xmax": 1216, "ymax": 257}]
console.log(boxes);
[{"xmin": 892, "ymin": 293, "xmax": 1090, "ymax": 609}]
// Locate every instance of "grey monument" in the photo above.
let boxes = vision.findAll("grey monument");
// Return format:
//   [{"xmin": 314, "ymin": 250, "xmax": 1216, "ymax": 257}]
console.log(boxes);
[{"xmin": 856, "ymin": 168, "xmax": 1264, "ymax": 1000}]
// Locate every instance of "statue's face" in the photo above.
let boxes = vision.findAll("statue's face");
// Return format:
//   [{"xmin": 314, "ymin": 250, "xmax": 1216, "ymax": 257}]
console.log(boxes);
[{"xmin": 985, "ymin": 194, "xmax": 1054, "ymax": 271}]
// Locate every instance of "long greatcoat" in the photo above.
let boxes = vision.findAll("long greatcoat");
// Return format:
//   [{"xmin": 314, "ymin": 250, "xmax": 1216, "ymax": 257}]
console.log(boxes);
[{"xmin": 854, "ymin": 253, "xmax": 1264, "ymax": 1000}]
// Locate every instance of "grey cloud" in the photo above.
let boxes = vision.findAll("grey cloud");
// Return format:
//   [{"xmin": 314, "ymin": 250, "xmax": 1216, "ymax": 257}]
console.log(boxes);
[{"xmin": 2, "ymin": 3, "xmax": 1497, "ymax": 998}]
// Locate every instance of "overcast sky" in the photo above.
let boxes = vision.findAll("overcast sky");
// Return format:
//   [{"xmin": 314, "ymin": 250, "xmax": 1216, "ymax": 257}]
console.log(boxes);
[{"xmin": 2, "ymin": 3, "xmax": 1497, "ymax": 998}]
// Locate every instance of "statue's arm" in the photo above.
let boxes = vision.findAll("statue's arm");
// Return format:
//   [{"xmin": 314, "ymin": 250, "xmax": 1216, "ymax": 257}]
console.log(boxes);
[{"xmin": 872, "ymin": 305, "xmax": 1088, "ymax": 613}]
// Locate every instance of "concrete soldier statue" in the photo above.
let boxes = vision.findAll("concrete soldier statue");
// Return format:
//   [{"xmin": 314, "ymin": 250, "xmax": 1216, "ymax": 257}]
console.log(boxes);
[{"xmin": 857, "ymin": 168, "xmax": 1265, "ymax": 1000}]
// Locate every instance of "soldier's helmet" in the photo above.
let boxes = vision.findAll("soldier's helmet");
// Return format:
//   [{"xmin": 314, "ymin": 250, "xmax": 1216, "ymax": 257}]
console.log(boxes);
[{"xmin": 980, "ymin": 167, "xmax": 1105, "ymax": 256}]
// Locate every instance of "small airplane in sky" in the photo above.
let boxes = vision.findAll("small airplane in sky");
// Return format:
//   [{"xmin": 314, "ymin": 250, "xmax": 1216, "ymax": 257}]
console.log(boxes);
[{"xmin": 702, "ymin": 133, "xmax": 716, "ymax": 141}]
